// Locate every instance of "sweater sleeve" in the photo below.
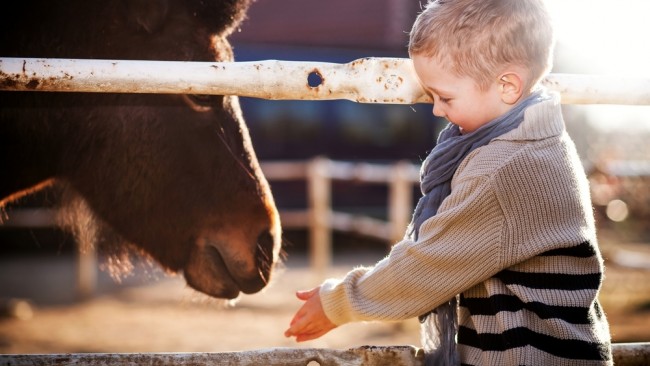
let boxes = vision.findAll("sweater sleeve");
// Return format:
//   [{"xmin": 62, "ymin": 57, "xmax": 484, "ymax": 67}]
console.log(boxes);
[{"xmin": 319, "ymin": 172, "xmax": 509, "ymax": 326}]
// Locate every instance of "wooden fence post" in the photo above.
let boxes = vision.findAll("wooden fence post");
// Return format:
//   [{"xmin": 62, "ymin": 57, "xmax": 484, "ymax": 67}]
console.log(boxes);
[
  {"xmin": 308, "ymin": 157, "xmax": 332, "ymax": 280},
  {"xmin": 75, "ymin": 245, "xmax": 97, "ymax": 300},
  {"xmin": 388, "ymin": 161, "xmax": 414, "ymax": 246}
]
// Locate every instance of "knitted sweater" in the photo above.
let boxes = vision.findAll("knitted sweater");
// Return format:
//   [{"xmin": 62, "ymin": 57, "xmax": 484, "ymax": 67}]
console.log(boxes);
[{"xmin": 319, "ymin": 93, "xmax": 612, "ymax": 365}]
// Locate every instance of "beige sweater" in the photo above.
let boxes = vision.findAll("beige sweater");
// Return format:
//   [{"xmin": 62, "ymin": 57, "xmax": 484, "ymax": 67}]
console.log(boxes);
[{"xmin": 319, "ymin": 94, "xmax": 612, "ymax": 365}]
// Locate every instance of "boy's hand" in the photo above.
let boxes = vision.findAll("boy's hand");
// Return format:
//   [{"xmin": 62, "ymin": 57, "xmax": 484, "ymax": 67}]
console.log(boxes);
[{"xmin": 284, "ymin": 287, "xmax": 337, "ymax": 342}]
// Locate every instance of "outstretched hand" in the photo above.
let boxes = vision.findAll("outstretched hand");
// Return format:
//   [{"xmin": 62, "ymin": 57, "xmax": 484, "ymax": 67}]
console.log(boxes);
[{"xmin": 284, "ymin": 286, "xmax": 337, "ymax": 342}]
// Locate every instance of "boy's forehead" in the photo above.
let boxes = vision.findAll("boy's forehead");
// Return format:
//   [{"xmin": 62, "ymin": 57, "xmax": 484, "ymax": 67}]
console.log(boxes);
[{"xmin": 412, "ymin": 54, "xmax": 458, "ymax": 93}]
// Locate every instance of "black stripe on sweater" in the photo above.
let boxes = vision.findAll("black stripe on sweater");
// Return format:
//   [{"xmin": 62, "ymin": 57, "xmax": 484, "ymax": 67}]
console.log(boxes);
[
  {"xmin": 495, "ymin": 270, "xmax": 601, "ymax": 290},
  {"xmin": 539, "ymin": 241, "xmax": 597, "ymax": 258},
  {"xmin": 458, "ymin": 326, "xmax": 611, "ymax": 361},
  {"xmin": 460, "ymin": 294, "xmax": 591, "ymax": 324}
]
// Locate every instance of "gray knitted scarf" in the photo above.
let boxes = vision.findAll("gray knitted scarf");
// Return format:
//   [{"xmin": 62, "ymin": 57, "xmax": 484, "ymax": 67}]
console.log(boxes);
[{"xmin": 409, "ymin": 90, "xmax": 546, "ymax": 366}]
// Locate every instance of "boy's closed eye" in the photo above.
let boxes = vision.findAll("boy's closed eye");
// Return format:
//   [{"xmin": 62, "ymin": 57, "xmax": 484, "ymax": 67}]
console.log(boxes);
[{"xmin": 426, "ymin": 89, "xmax": 452, "ymax": 104}]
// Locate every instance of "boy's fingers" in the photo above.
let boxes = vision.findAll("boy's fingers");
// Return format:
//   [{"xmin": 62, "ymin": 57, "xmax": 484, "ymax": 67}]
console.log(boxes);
[
  {"xmin": 284, "ymin": 319, "xmax": 312, "ymax": 338},
  {"xmin": 295, "ymin": 327, "xmax": 333, "ymax": 343},
  {"xmin": 295, "ymin": 287, "xmax": 319, "ymax": 300},
  {"xmin": 285, "ymin": 308, "xmax": 313, "ymax": 335},
  {"xmin": 286, "ymin": 285, "xmax": 330, "ymax": 341},
  {"xmin": 288, "ymin": 314, "xmax": 299, "ymax": 328},
  {"xmin": 289, "ymin": 315, "xmax": 319, "ymax": 335},
  {"xmin": 289, "ymin": 306, "xmax": 305, "ymax": 326},
  {"xmin": 285, "ymin": 315, "xmax": 306, "ymax": 334},
  {"xmin": 289, "ymin": 311, "xmax": 332, "ymax": 336},
  {"xmin": 284, "ymin": 321, "xmax": 300, "ymax": 337}
]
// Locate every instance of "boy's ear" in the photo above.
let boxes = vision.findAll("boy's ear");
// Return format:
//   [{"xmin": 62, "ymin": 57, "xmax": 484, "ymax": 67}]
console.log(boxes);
[{"xmin": 498, "ymin": 71, "xmax": 524, "ymax": 105}]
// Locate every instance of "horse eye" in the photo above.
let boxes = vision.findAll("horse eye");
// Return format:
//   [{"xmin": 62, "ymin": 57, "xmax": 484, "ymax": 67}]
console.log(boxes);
[
  {"xmin": 183, "ymin": 94, "xmax": 215, "ymax": 112},
  {"xmin": 188, "ymin": 94, "xmax": 214, "ymax": 105}
]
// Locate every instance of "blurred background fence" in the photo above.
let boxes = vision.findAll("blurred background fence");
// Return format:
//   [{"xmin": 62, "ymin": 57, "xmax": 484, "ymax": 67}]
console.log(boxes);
[{"xmin": 2, "ymin": 153, "xmax": 650, "ymax": 297}]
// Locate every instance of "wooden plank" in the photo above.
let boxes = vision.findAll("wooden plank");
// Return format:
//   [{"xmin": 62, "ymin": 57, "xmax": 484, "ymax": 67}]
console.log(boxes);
[
  {"xmin": 0, "ymin": 344, "xmax": 647, "ymax": 365},
  {"xmin": 0, "ymin": 346, "xmax": 423, "ymax": 366}
]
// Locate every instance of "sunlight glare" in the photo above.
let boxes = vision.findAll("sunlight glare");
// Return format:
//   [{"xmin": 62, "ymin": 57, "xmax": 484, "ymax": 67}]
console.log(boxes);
[
  {"xmin": 546, "ymin": 0, "xmax": 650, "ymax": 77},
  {"xmin": 545, "ymin": 0, "xmax": 650, "ymax": 132}
]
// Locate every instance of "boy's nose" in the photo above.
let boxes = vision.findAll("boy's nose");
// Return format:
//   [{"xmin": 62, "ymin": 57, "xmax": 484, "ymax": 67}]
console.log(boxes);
[{"xmin": 432, "ymin": 103, "xmax": 445, "ymax": 118}]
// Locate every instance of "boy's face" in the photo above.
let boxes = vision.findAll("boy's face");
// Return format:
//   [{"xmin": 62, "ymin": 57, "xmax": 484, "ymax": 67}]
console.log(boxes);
[{"xmin": 412, "ymin": 54, "xmax": 510, "ymax": 133}]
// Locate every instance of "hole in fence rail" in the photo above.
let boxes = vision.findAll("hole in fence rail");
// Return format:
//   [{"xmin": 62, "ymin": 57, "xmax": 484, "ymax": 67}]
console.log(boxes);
[{"xmin": 308, "ymin": 70, "xmax": 323, "ymax": 88}]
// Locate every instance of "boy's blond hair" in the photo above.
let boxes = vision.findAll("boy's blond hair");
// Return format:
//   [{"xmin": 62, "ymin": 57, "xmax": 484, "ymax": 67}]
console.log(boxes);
[{"xmin": 409, "ymin": 0, "xmax": 554, "ymax": 91}]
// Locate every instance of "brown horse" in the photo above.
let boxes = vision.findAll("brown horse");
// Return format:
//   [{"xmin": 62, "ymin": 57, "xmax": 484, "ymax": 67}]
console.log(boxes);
[{"xmin": 0, "ymin": 0, "xmax": 282, "ymax": 299}]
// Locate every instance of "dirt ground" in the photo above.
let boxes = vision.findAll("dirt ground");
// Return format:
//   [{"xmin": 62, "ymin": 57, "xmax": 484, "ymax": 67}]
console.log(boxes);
[
  {"xmin": 0, "ymin": 247, "xmax": 425, "ymax": 354},
  {"xmin": 1, "ymin": 234, "xmax": 649, "ymax": 355}
]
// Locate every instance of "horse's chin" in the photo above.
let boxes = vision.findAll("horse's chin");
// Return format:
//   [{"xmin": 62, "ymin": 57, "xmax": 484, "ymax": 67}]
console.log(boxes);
[
  {"xmin": 183, "ymin": 244, "xmax": 241, "ymax": 299},
  {"xmin": 183, "ymin": 238, "xmax": 271, "ymax": 299}
]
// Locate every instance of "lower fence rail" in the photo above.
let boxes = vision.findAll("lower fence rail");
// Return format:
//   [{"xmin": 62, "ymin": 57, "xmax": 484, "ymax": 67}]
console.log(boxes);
[
  {"xmin": 0, "ymin": 343, "xmax": 648, "ymax": 366},
  {"xmin": 0, "ymin": 346, "xmax": 420, "ymax": 366}
]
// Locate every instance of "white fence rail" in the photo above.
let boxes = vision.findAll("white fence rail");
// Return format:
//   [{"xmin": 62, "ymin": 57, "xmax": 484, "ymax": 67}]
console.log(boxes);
[{"xmin": 3, "ymin": 57, "xmax": 650, "ymax": 105}]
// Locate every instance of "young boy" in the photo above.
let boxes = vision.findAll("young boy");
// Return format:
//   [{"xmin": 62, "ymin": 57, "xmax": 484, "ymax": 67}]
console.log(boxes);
[{"xmin": 284, "ymin": 0, "xmax": 613, "ymax": 364}]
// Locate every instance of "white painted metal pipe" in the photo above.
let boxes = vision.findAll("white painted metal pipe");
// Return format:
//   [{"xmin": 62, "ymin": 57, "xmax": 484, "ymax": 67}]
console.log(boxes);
[
  {"xmin": 541, "ymin": 73, "xmax": 650, "ymax": 105},
  {"xmin": 0, "ymin": 57, "xmax": 429, "ymax": 104},
  {"xmin": 2, "ymin": 57, "xmax": 650, "ymax": 105}
]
